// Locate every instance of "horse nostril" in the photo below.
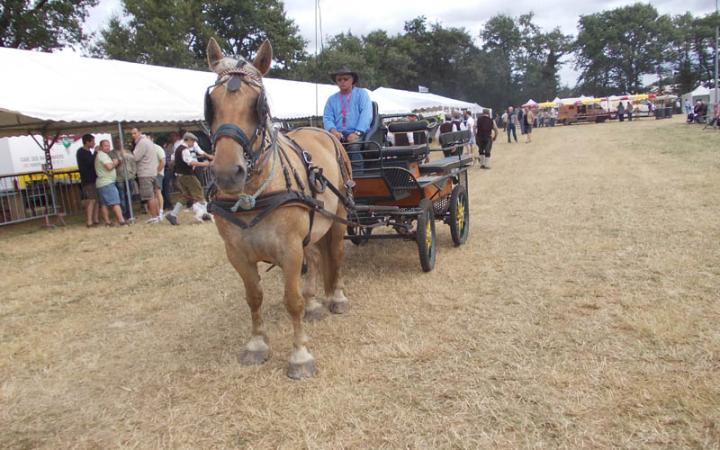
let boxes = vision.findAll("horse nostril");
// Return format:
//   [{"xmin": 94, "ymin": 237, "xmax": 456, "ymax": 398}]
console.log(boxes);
[{"xmin": 236, "ymin": 165, "xmax": 246, "ymax": 177}]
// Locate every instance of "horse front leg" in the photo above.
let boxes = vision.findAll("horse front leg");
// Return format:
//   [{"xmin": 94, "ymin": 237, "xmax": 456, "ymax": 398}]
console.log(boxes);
[
  {"xmin": 283, "ymin": 242, "xmax": 317, "ymax": 379},
  {"xmin": 225, "ymin": 247, "xmax": 269, "ymax": 365}
]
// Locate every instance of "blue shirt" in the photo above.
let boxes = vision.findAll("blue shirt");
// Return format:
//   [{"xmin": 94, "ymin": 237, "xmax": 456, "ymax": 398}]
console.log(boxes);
[{"xmin": 323, "ymin": 87, "xmax": 373, "ymax": 135}]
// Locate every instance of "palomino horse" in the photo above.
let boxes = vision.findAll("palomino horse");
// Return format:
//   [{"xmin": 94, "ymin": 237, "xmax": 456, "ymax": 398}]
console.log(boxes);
[{"xmin": 205, "ymin": 38, "xmax": 352, "ymax": 379}]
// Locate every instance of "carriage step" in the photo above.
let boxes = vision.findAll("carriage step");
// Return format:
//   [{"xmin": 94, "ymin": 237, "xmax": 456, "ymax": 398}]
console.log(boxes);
[{"xmin": 354, "ymin": 204, "xmax": 401, "ymax": 212}]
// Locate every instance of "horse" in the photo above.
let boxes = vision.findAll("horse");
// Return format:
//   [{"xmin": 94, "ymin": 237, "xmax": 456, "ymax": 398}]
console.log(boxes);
[{"xmin": 205, "ymin": 38, "xmax": 352, "ymax": 379}]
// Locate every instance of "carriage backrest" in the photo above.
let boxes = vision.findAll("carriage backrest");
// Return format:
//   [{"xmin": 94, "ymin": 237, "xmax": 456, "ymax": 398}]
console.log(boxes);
[{"xmin": 439, "ymin": 129, "xmax": 470, "ymax": 148}]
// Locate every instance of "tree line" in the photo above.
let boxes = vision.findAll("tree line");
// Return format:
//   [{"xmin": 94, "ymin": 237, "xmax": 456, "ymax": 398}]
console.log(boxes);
[{"xmin": 1, "ymin": 1, "xmax": 718, "ymax": 112}]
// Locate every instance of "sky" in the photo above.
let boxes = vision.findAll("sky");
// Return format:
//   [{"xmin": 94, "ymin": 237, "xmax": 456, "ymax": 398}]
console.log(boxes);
[{"xmin": 85, "ymin": 0, "xmax": 717, "ymax": 87}]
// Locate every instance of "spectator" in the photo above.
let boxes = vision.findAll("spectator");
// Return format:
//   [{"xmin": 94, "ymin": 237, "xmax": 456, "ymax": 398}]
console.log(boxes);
[
  {"xmin": 161, "ymin": 131, "xmax": 180, "ymax": 210},
  {"xmin": 94, "ymin": 139, "xmax": 127, "ymax": 226},
  {"xmin": 617, "ymin": 102, "xmax": 625, "ymax": 122},
  {"xmin": 504, "ymin": 106, "xmax": 518, "ymax": 143},
  {"xmin": 130, "ymin": 127, "xmax": 161, "ymax": 223},
  {"xmin": 523, "ymin": 107, "xmax": 534, "ymax": 144},
  {"xmin": 627, "ymin": 101, "xmax": 634, "ymax": 121},
  {"xmin": 684, "ymin": 99, "xmax": 692, "ymax": 114},
  {"xmin": 147, "ymin": 133, "xmax": 166, "ymax": 220},
  {"xmin": 109, "ymin": 144, "xmax": 137, "ymax": 222},
  {"xmin": 476, "ymin": 109, "xmax": 498, "ymax": 169},
  {"xmin": 463, "ymin": 111, "xmax": 476, "ymax": 158},
  {"xmin": 165, "ymin": 132, "xmax": 214, "ymax": 225},
  {"xmin": 76, "ymin": 134, "xmax": 99, "ymax": 227}
]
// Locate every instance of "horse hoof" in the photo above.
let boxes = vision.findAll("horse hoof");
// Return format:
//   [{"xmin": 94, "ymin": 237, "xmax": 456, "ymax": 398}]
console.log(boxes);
[
  {"xmin": 287, "ymin": 359, "xmax": 317, "ymax": 379},
  {"xmin": 239, "ymin": 349, "xmax": 269, "ymax": 366},
  {"xmin": 304, "ymin": 306, "xmax": 326, "ymax": 322},
  {"xmin": 328, "ymin": 300, "xmax": 349, "ymax": 314}
]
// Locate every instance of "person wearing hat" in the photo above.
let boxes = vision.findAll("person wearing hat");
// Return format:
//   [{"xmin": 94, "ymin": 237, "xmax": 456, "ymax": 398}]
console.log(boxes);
[
  {"xmin": 165, "ymin": 132, "xmax": 214, "ymax": 225},
  {"xmin": 323, "ymin": 67, "xmax": 373, "ymax": 174}
]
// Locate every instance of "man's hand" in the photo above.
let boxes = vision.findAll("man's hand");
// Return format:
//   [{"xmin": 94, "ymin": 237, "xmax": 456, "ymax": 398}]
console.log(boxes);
[
  {"xmin": 346, "ymin": 133, "xmax": 360, "ymax": 143},
  {"xmin": 330, "ymin": 129, "xmax": 343, "ymax": 140}
]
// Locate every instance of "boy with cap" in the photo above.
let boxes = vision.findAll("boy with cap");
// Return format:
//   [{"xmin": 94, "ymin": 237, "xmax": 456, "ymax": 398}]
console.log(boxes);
[{"xmin": 165, "ymin": 132, "xmax": 214, "ymax": 225}]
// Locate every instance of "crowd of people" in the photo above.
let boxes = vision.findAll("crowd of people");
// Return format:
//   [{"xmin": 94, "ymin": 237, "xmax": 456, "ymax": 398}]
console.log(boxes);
[{"xmin": 75, "ymin": 128, "xmax": 215, "ymax": 228}]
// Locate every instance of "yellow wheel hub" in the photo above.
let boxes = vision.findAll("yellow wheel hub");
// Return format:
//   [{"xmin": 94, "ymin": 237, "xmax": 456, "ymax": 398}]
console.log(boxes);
[
  {"xmin": 456, "ymin": 197, "xmax": 465, "ymax": 231},
  {"xmin": 425, "ymin": 220, "xmax": 432, "ymax": 250}
]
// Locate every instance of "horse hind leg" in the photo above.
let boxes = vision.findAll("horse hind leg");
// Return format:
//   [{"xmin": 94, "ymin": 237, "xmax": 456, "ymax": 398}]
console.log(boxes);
[
  {"xmin": 321, "ymin": 221, "xmax": 349, "ymax": 314},
  {"xmin": 225, "ymin": 248, "xmax": 270, "ymax": 365},
  {"xmin": 302, "ymin": 244, "xmax": 325, "ymax": 322},
  {"xmin": 283, "ymin": 241, "xmax": 317, "ymax": 379}
]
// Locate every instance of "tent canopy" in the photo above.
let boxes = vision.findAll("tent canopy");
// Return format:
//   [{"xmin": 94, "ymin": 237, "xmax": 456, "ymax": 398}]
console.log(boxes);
[
  {"xmin": 0, "ymin": 47, "xmax": 486, "ymax": 138},
  {"xmin": 0, "ymin": 48, "xmax": 409, "ymax": 138},
  {"xmin": 372, "ymin": 87, "xmax": 486, "ymax": 114}
]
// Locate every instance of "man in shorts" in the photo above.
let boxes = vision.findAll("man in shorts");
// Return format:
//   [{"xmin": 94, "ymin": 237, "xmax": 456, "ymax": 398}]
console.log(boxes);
[
  {"xmin": 131, "ymin": 127, "xmax": 161, "ymax": 223},
  {"xmin": 76, "ymin": 134, "xmax": 99, "ymax": 227},
  {"xmin": 94, "ymin": 140, "xmax": 127, "ymax": 226},
  {"xmin": 147, "ymin": 133, "xmax": 166, "ymax": 220},
  {"xmin": 165, "ymin": 132, "xmax": 214, "ymax": 225},
  {"xmin": 463, "ymin": 111, "xmax": 476, "ymax": 158}
]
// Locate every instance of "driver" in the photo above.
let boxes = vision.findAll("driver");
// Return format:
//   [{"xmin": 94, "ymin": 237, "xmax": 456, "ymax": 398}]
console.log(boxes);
[{"xmin": 323, "ymin": 67, "xmax": 373, "ymax": 174}]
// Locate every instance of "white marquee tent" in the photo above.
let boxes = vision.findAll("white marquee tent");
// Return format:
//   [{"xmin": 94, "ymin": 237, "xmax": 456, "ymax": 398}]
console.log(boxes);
[
  {"xmin": 0, "ymin": 47, "xmax": 479, "ymax": 138},
  {"xmin": 372, "ymin": 87, "xmax": 486, "ymax": 115}
]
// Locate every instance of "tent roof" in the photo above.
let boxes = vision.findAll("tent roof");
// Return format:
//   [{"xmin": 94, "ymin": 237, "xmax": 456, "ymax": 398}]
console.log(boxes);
[
  {"xmin": 689, "ymin": 85, "xmax": 711, "ymax": 96},
  {"xmin": 372, "ymin": 87, "xmax": 485, "ymax": 113},
  {"xmin": 0, "ymin": 47, "xmax": 485, "ymax": 138},
  {"xmin": 0, "ymin": 47, "xmax": 419, "ymax": 138}
]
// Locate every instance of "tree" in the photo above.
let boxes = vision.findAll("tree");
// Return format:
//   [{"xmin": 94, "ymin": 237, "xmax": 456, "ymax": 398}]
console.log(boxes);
[
  {"xmin": 94, "ymin": 0, "xmax": 306, "ymax": 72},
  {"xmin": 575, "ymin": 3, "xmax": 673, "ymax": 94},
  {"xmin": 0, "ymin": 0, "xmax": 98, "ymax": 50}
]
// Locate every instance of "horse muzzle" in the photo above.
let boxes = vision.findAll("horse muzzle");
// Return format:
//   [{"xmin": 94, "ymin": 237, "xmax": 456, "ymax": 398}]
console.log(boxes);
[{"xmin": 212, "ymin": 164, "xmax": 247, "ymax": 193}]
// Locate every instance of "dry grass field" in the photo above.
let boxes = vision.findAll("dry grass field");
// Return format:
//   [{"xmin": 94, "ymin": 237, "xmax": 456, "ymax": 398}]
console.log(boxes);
[{"xmin": 1, "ymin": 117, "xmax": 719, "ymax": 449}]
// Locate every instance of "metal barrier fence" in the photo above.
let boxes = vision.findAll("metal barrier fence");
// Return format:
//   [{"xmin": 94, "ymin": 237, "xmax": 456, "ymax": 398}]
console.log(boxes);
[
  {"xmin": 0, "ymin": 168, "xmax": 216, "ymax": 227},
  {"xmin": 0, "ymin": 170, "xmax": 84, "ymax": 226}
]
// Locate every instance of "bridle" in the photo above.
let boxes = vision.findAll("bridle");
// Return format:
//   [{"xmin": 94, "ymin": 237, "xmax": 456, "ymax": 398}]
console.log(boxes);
[{"xmin": 205, "ymin": 59, "xmax": 270, "ymax": 174}]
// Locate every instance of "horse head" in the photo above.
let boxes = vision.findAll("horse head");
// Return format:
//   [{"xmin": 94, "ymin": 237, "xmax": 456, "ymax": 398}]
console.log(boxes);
[{"xmin": 206, "ymin": 38, "xmax": 273, "ymax": 194}]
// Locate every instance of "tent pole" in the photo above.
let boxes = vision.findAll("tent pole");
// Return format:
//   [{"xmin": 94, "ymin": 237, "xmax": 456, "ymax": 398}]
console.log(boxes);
[
  {"xmin": 715, "ymin": 0, "xmax": 718, "ymax": 114},
  {"xmin": 117, "ymin": 122, "xmax": 134, "ymax": 222},
  {"xmin": 30, "ymin": 131, "xmax": 62, "ymax": 227}
]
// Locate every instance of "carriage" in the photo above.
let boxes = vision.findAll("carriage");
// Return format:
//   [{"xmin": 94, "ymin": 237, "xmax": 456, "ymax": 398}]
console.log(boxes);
[{"xmin": 343, "ymin": 105, "xmax": 473, "ymax": 272}]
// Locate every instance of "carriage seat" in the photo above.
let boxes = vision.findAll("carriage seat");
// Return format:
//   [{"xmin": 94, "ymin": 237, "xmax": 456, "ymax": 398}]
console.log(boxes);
[
  {"xmin": 382, "ymin": 144, "xmax": 428, "ymax": 160},
  {"xmin": 438, "ymin": 129, "xmax": 470, "ymax": 148},
  {"xmin": 382, "ymin": 120, "xmax": 430, "ymax": 161}
]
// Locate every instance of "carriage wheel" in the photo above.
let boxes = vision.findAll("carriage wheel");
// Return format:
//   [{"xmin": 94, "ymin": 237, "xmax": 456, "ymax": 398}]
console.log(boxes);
[
  {"xmin": 347, "ymin": 225, "xmax": 371, "ymax": 246},
  {"xmin": 416, "ymin": 199, "xmax": 436, "ymax": 272},
  {"xmin": 448, "ymin": 183, "xmax": 470, "ymax": 246}
]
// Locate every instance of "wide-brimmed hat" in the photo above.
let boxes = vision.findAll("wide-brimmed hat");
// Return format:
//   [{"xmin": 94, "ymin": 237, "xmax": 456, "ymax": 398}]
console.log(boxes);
[
  {"xmin": 183, "ymin": 132, "xmax": 198, "ymax": 142},
  {"xmin": 329, "ymin": 67, "xmax": 358, "ymax": 84}
]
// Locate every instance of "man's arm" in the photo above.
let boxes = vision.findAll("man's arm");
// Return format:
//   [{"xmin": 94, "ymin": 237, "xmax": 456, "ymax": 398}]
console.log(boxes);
[
  {"xmin": 323, "ymin": 95, "xmax": 343, "ymax": 140},
  {"xmin": 355, "ymin": 89, "xmax": 373, "ymax": 134},
  {"xmin": 133, "ymin": 141, "xmax": 147, "ymax": 162}
]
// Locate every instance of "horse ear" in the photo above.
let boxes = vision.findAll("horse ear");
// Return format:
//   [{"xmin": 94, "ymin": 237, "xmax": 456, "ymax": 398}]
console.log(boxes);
[
  {"xmin": 253, "ymin": 40, "xmax": 273, "ymax": 75},
  {"xmin": 207, "ymin": 38, "xmax": 224, "ymax": 73}
]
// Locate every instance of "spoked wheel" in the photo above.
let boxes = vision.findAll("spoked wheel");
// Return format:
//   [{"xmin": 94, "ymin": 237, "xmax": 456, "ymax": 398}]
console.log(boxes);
[
  {"xmin": 347, "ymin": 225, "xmax": 372, "ymax": 246},
  {"xmin": 448, "ymin": 182, "xmax": 470, "ymax": 246},
  {"xmin": 416, "ymin": 199, "xmax": 437, "ymax": 272}
]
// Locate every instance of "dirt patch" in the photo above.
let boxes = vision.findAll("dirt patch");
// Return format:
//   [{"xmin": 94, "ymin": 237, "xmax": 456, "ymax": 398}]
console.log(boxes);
[{"xmin": 1, "ymin": 118, "xmax": 719, "ymax": 448}]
